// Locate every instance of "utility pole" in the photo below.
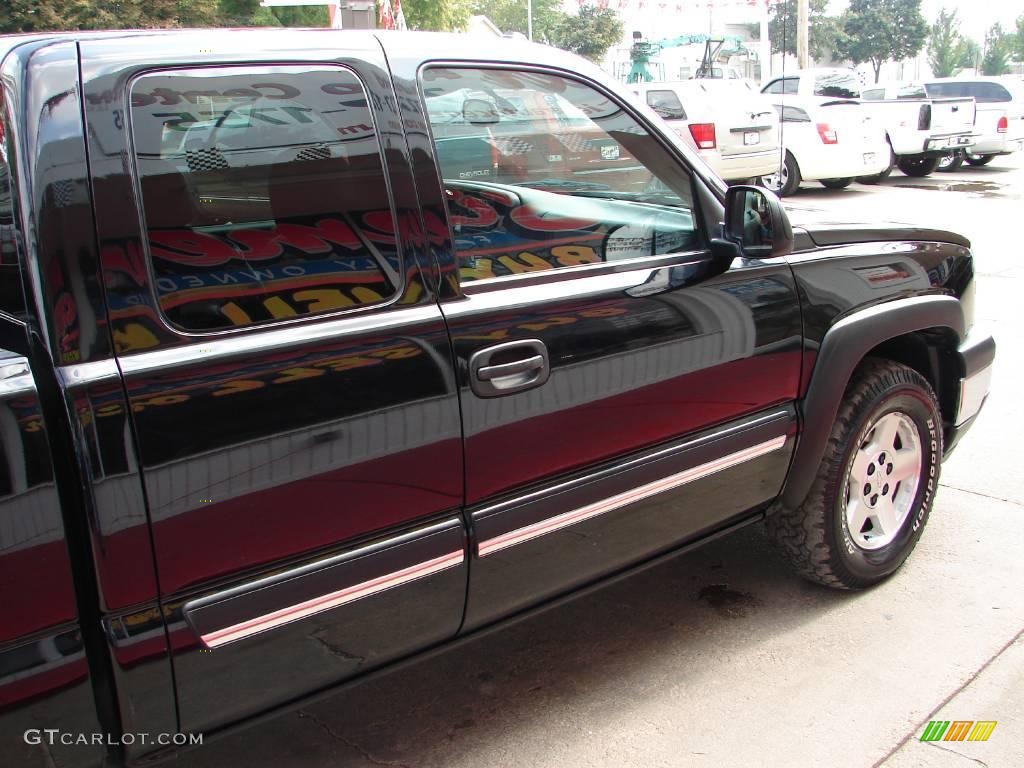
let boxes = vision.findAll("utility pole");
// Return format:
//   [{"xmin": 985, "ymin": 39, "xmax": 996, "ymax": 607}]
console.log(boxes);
[
  {"xmin": 797, "ymin": 0, "xmax": 809, "ymax": 69},
  {"xmin": 527, "ymin": 0, "xmax": 533, "ymax": 41}
]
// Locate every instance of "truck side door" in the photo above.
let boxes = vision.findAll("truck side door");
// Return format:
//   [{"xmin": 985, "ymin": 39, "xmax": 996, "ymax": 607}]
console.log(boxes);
[
  {"xmin": 408, "ymin": 63, "xmax": 803, "ymax": 628},
  {"xmin": 80, "ymin": 34, "xmax": 465, "ymax": 735}
]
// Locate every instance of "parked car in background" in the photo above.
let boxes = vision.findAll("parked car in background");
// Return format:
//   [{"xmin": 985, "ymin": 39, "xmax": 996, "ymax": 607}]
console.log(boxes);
[
  {"xmin": 859, "ymin": 80, "xmax": 976, "ymax": 174},
  {"xmin": 759, "ymin": 70, "xmax": 890, "ymax": 195},
  {"xmin": 921, "ymin": 77, "xmax": 1024, "ymax": 168},
  {"xmin": 634, "ymin": 80, "xmax": 779, "ymax": 183}
]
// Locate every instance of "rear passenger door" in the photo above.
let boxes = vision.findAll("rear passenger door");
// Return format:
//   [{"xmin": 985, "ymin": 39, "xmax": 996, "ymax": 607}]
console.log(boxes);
[
  {"xmin": 411, "ymin": 65, "xmax": 803, "ymax": 629},
  {"xmin": 80, "ymin": 34, "xmax": 465, "ymax": 735}
]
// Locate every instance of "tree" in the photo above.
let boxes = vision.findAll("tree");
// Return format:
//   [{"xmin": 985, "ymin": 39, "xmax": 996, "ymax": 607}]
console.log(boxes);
[
  {"xmin": 769, "ymin": 0, "xmax": 844, "ymax": 61},
  {"xmin": 551, "ymin": 6, "xmax": 623, "ymax": 63},
  {"xmin": 928, "ymin": 8, "xmax": 968, "ymax": 77},
  {"xmin": 472, "ymin": 0, "xmax": 565, "ymax": 42},
  {"xmin": 835, "ymin": 0, "xmax": 928, "ymax": 82},
  {"xmin": 400, "ymin": 0, "xmax": 472, "ymax": 31},
  {"xmin": 959, "ymin": 38, "xmax": 981, "ymax": 71},
  {"xmin": 980, "ymin": 23, "xmax": 1011, "ymax": 76},
  {"xmin": 1015, "ymin": 14, "xmax": 1024, "ymax": 62}
]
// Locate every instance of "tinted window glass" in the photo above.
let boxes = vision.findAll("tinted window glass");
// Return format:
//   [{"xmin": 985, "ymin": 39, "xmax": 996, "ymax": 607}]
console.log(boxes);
[
  {"xmin": 813, "ymin": 71, "xmax": 860, "ymax": 99},
  {"xmin": 773, "ymin": 105, "xmax": 811, "ymax": 123},
  {"xmin": 422, "ymin": 68, "xmax": 700, "ymax": 283},
  {"xmin": 763, "ymin": 78, "xmax": 795, "ymax": 95},
  {"xmin": 130, "ymin": 66, "xmax": 399, "ymax": 332},
  {"xmin": 646, "ymin": 90, "xmax": 686, "ymax": 120},
  {"xmin": 926, "ymin": 81, "xmax": 1012, "ymax": 103},
  {"xmin": 861, "ymin": 88, "xmax": 884, "ymax": 101}
]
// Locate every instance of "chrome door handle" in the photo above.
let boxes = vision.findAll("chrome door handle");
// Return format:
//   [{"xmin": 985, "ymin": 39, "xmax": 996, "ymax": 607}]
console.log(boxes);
[
  {"xmin": 468, "ymin": 339, "xmax": 550, "ymax": 398},
  {"xmin": 477, "ymin": 355, "xmax": 544, "ymax": 381}
]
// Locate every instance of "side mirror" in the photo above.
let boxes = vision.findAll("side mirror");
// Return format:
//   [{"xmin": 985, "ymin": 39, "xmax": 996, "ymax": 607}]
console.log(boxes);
[
  {"xmin": 718, "ymin": 185, "xmax": 793, "ymax": 259},
  {"xmin": 462, "ymin": 98, "xmax": 499, "ymax": 126}
]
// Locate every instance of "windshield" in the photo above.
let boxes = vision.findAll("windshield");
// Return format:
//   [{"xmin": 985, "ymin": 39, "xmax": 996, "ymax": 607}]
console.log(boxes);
[{"xmin": 813, "ymin": 71, "xmax": 861, "ymax": 99}]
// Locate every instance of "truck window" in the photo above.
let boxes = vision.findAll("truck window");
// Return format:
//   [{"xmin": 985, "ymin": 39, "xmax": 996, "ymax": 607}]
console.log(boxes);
[
  {"xmin": 645, "ymin": 90, "xmax": 686, "ymax": 120},
  {"xmin": 926, "ymin": 81, "xmax": 1011, "ymax": 103},
  {"xmin": 129, "ymin": 66, "xmax": 399, "ymax": 332},
  {"xmin": 763, "ymin": 78, "xmax": 798, "ymax": 95},
  {"xmin": 0, "ymin": 106, "xmax": 27, "ymax": 320},
  {"xmin": 813, "ymin": 71, "xmax": 860, "ymax": 99},
  {"xmin": 421, "ymin": 67, "xmax": 700, "ymax": 284}
]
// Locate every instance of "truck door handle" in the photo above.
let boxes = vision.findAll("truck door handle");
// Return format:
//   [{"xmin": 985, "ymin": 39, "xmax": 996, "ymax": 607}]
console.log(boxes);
[{"xmin": 468, "ymin": 339, "xmax": 549, "ymax": 397}]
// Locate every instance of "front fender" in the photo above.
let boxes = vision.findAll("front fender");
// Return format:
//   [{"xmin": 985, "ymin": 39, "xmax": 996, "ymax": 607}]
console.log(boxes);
[{"xmin": 782, "ymin": 294, "xmax": 965, "ymax": 508}]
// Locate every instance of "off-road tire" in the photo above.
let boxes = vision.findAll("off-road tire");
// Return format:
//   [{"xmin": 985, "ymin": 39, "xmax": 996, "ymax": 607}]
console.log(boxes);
[
  {"xmin": 965, "ymin": 154, "xmax": 995, "ymax": 167},
  {"xmin": 897, "ymin": 155, "xmax": 940, "ymax": 177},
  {"xmin": 766, "ymin": 359, "xmax": 943, "ymax": 589}
]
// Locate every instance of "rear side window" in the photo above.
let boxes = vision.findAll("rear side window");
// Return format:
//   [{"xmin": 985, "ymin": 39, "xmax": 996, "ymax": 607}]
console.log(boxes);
[
  {"xmin": 861, "ymin": 88, "xmax": 884, "ymax": 100},
  {"xmin": 813, "ymin": 71, "xmax": 860, "ymax": 99},
  {"xmin": 130, "ymin": 66, "xmax": 399, "ymax": 332},
  {"xmin": 926, "ymin": 81, "xmax": 1012, "ymax": 103},
  {"xmin": 763, "ymin": 78, "xmax": 798, "ymax": 95},
  {"xmin": 646, "ymin": 90, "xmax": 686, "ymax": 120},
  {"xmin": 773, "ymin": 105, "xmax": 811, "ymax": 123}
]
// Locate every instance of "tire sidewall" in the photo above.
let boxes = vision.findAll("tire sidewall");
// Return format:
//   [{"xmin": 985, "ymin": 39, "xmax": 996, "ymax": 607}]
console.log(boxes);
[{"xmin": 829, "ymin": 387, "xmax": 942, "ymax": 582}]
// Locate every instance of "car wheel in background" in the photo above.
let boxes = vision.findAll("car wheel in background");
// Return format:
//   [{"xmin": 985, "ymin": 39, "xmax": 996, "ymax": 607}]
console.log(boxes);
[
  {"xmin": 765, "ymin": 359, "xmax": 942, "ymax": 590},
  {"xmin": 965, "ymin": 153, "xmax": 995, "ymax": 167},
  {"xmin": 897, "ymin": 155, "xmax": 940, "ymax": 177},
  {"xmin": 757, "ymin": 151, "xmax": 800, "ymax": 197},
  {"xmin": 856, "ymin": 144, "xmax": 896, "ymax": 184},
  {"xmin": 820, "ymin": 178, "xmax": 853, "ymax": 189},
  {"xmin": 937, "ymin": 150, "xmax": 964, "ymax": 172}
]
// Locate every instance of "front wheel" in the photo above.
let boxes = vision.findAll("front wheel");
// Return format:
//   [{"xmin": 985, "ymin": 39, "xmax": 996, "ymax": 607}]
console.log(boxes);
[
  {"xmin": 757, "ymin": 151, "xmax": 801, "ymax": 197},
  {"xmin": 965, "ymin": 153, "xmax": 995, "ymax": 167},
  {"xmin": 897, "ymin": 155, "xmax": 940, "ymax": 177},
  {"xmin": 820, "ymin": 178, "xmax": 853, "ymax": 189},
  {"xmin": 766, "ymin": 359, "xmax": 942, "ymax": 589}
]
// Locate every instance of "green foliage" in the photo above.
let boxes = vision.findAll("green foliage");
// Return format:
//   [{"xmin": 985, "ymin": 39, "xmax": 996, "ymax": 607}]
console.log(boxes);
[
  {"xmin": 835, "ymin": 0, "xmax": 928, "ymax": 82},
  {"xmin": 400, "ymin": 0, "xmax": 472, "ymax": 31},
  {"xmin": 0, "ymin": 0, "xmax": 327, "ymax": 33},
  {"xmin": 959, "ymin": 39, "xmax": 981, "ymax": 70},
  {"xmin": 1016, "ymin": 14, "xmax": 1024, "ymax": 62},
  {"xmin": 927, "ymin": 8, "xmax": 969, "ymax": 78},
  {"xmin": 471, "ymin": 0, "xmax": 565, "ymax": 43},
  {"xmin": 550, "ymin": 6, "xmax": 623, "ymax": 63},
  {"xmin": 768, "ymin": 0, "xmax": 844, "ymax": 61},
  {"xmin": 980, "ymin": 23, "xmax": 1011, "ymax": 76}
]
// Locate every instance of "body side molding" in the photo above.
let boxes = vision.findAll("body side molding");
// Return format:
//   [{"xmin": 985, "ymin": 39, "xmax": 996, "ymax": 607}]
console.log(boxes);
[{"xmin": 782, "ymin": 293, "xmax": 965, "ymax": 508}]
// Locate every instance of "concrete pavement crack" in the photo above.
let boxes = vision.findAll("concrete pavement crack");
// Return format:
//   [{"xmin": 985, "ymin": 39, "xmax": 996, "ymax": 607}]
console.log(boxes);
[
  {"xmin": 939, "ymin": 482, "xmax": 1024, "ymax": 508},
  {"xmin": 871, "ymin": 626, "xmax": 1024, "ymax": 768},
  {"xmin": 924, "ymin": 741, "xmax": 989, "ymax": 767},
  {"xmin": 299, "ymin": 710, "xmax": 412, "ymax": 768}
]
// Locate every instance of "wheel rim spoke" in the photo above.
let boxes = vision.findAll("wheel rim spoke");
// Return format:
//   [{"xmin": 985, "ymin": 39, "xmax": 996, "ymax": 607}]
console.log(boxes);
[{"xmin": 844, "ymin": 410, "xmax": 924, "ymax": 551}]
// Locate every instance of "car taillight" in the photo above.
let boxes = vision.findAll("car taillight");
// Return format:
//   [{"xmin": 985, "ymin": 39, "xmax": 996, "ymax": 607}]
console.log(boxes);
[
  {"xmin": 816, "ymin": 123, "xmax": 838, "ymax": 144},
  {"xmin": 688, "ymin": 122, "xmax": 716, "ymax": 149},
  {"xmin": 997, "ymin": 115, "xmax": 1008, "ymax": 133}
]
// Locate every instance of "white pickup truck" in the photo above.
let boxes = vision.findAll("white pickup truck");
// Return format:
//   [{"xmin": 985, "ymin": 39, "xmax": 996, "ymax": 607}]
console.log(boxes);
[{"xmin": 765, "ymin": 70, "xmax": 976, "ymax": 179}]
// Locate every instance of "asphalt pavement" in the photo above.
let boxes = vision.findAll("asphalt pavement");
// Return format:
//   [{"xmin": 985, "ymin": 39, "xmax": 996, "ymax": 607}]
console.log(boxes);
[{"xmin": 186, "ymin": 156, "xmax": 1024, "ymax": 768}]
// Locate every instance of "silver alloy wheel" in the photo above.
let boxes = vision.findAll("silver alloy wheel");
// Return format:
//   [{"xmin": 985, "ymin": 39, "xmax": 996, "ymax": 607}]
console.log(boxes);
[
  {"xmin": 760, "ymin": 162, "xmax": 787, "ymax": 192},
  {"xmin": 843, "ymin": 411, "xmax": 923, "ymax": 550}
]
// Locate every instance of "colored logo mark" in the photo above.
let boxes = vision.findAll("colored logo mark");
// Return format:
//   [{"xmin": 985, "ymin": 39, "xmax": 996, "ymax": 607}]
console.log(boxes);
[{"xmin": 920, "ymin": 720, "xmax": 997, "ymax": 742}]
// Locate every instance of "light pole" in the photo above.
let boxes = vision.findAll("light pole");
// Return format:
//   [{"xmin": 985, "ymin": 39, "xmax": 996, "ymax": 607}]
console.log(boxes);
[{"xmin": 527, "ymin": 0, "xmax": 533, "ymax": 41}]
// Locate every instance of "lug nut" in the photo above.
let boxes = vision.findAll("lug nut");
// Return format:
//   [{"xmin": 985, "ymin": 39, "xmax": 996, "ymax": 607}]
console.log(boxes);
[
  {"xmin": 887, "ymin": 463, "xmax": 893, "ymax": 474},
  {"xmin": 867, "ymin": 464, "xmax": 875, "ymax": 476},
  {"xmin": 879, "ymin": 453, "xmax": 886, "ymax": 464},
  {"xmin": 882, "ymin": 484, "xmax": 890, "ymax": 495},
  {"xmin": 864, "ymin": 483, "xmax": 872, "ymax": 495},
  {"xmin": 871, "ymin": 495, "xmax": 879, "ymax": 505}
]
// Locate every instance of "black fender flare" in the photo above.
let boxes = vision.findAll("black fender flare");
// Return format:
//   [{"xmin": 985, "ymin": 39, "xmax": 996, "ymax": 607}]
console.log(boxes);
[{"xmin": 782, "ymin": 294, "xmax": 965, "ymax": 509}]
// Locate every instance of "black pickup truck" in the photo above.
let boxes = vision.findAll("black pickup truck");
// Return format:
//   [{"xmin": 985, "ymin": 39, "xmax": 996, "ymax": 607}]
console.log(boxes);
[{"xmin": 0, "ymin": 29, "xmax": 994, "ymax": 767}]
